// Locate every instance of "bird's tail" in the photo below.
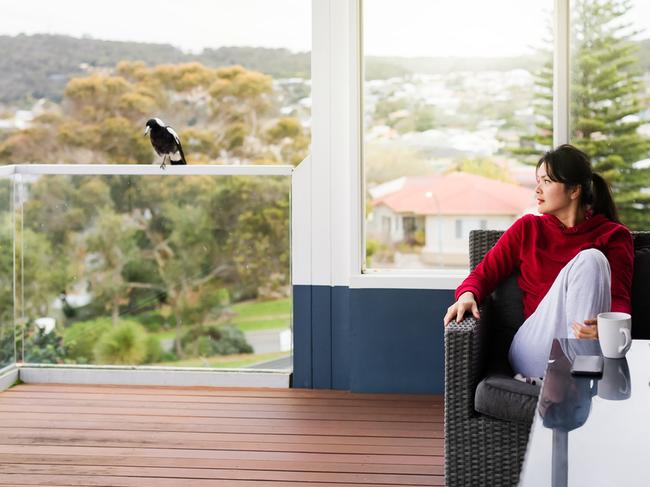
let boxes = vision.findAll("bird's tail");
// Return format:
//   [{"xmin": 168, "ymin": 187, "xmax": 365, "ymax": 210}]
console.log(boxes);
[{"xmin": 171, "ymin": 145, "xmax": 188, "ymax": 165}]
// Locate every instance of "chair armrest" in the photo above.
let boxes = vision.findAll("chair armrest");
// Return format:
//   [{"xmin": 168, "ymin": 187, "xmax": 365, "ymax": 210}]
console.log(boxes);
[{"xmin": 445, "ymin": 315, "xmax": 485, "ymax": 420}]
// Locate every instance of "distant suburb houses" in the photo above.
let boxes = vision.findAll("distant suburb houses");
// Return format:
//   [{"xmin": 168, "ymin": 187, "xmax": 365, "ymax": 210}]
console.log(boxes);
[{"xmin": 368, "ymin": 172, "xmax": 535, "ymax": 268}]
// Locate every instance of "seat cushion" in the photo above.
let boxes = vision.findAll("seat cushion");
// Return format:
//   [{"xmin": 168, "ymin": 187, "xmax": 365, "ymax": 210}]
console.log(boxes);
[
  {"xmin": 474, "ymin": 374, "xmax": 540, "ymax": 424},
  {"xmin": 632, "ymin": 246, "xmax": 650, "ymax": 339}
]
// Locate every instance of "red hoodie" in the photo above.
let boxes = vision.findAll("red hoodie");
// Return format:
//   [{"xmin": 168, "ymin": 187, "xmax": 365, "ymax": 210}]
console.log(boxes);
[{"xmin": 455, "ymin": 213, "xmax": 634, "ymax": 319}]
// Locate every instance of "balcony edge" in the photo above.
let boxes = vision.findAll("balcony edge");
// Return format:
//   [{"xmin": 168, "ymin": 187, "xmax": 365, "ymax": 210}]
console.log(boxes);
[
  {"xmin": 0, "ymin": 364, "xmax": 19, "ymax": 392},
  {"xmin": 17, "ymin": 364, "xmax": 290, "ymax": 388}
]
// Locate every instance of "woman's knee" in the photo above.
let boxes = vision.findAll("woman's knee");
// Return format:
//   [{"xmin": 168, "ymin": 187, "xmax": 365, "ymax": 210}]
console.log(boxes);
[{"xmin": 574, "ymin": 248, "xmax": 610, "ymax": 277}]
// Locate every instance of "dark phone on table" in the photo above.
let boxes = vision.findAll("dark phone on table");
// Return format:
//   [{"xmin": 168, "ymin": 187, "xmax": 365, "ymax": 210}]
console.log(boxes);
[{"xmin": 570, "ymin": 355, "xmax": 604, "ymax": 376}]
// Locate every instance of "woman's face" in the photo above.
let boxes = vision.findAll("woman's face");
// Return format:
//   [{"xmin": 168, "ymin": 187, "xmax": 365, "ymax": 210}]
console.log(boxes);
[{"xmin": 535, "ymin": 164, "xmax": 576, "ymax": 217}]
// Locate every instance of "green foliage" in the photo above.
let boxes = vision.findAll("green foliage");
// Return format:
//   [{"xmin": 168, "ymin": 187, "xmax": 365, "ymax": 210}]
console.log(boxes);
[
  {"xmin": 82, "ymin": 209, "xmax": 141, "ymax": 325},
  {"xmin": 127, "ymin": 312, "xmax": 166, "ymax": 333},
  {"xmin": 526, "ymin": 0, "xmax": 650, "ymax": 229},
  {"xmin": 23, "ymin": 326, "xmax": 66, "ymax": 364},
  {"xmin": 181, "ymin": 325, "xmax": 252, "ymax": 357},
  {"xmin": 0, "ymin": 59, "xmax": 308, "ymax": 166},
  {"xmin": 0, "ymin": 34, "xmax": 310, "ymax": 104},
  {"xmin": 62, "ymin": 318, "xmax": 113, "ymax": 363},
  {"xmin": 93, "ymin": 320, "xmax": 148, "ymax": 365},
  {"xmin": 144, "ymin": 335, "xmax": 163, "ymax": 364},
  {"xmin": 366, "ymin": 238, "xmax": 380, "ymax": 268},
  {"xmin": 17, "ymin": 224, "xmax": 70, "ymax": 321},
  {"xmin": 0, "ymin": 327, "xmax": 15, "ymax": 367},
  {"xmin": 210, "ymin": 177, "xmax": 290, "ymax": 300}
]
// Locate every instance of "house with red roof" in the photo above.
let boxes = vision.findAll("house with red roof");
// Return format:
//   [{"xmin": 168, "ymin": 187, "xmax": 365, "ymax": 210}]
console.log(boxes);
[{"xmin": 368, "ymin": 172, "xmax": 535, "ymax": 267}]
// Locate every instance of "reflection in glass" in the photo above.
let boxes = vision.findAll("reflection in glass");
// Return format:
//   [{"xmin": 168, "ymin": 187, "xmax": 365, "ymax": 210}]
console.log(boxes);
[
  {"xmin": 598, "ymin": 358, "xmax": 631, "ymax": 401},
  {"xmin": 16, "ymin": 174, "xmax": 291, "ymax": 371},
  {"xmin": 538, "ymin": 339, "xmax": 630, "ymax": 487}
]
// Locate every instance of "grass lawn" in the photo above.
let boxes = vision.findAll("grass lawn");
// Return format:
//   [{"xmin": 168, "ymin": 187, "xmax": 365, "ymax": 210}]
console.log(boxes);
[
  {"xmin": 157, "ymin": 351, "xmax": 290, "ymax": 368},
  {"xmin": 150, "ymin": 297, "xmax": 291, "ymax": 340},
  {"xmin": 230, "ymin": 298, "xmax": 291, "ymax": 332},
  {"xmin": 231, "ymin": 298, "xmax": 290, "ymax": 319}
]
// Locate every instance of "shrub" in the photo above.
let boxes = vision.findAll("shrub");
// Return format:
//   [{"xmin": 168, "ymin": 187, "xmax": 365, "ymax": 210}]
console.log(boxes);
[
  {"xmin": 93, "ymin": 320, "xmax": 148, "ymax": 365},
  {"xmin": 181, "ymin": 325, "xmax": 252, "ymax": 357},
  {"xmin": 125, "ymin": 312, "xmax": 166, "ymax": 333},
  {"xmin": 0, "ymin": 329, "xmax": 14, "ymax": 365},
  {"xmin": 23, "ymin": 325, "xmax": 65, "ymax": 364},
  {"xmin": 143, "ymin": 335, "xmax": 163, "ymax": 364},
  {"xmin": 63, "ymin": 318, "xmax": 112, "ymax": 364},
  {"xmin": 213, "ymin": 326, "xmax": 253, "ymax": 355}
]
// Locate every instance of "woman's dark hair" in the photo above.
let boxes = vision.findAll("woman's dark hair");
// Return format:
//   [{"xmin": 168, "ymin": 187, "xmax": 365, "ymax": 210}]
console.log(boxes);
[{"xmin": 537, "ymin": 144, "xmax": 619, "ymax": 223}]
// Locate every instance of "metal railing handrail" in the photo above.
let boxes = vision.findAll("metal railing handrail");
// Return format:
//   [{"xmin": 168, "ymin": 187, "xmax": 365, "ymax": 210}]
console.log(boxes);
[{"xmin": 0, "ymin": 164, "xmax": 293, "ymax": 177}]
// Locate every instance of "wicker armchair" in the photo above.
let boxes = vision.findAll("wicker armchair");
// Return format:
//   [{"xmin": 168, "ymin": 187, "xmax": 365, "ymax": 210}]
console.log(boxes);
[{"xmin": 444, "ymin": 229, "xmax": 650, "ymax": 487}]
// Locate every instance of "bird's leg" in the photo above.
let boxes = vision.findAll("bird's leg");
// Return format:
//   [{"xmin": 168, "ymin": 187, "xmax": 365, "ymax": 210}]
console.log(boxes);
[{"xmin": 160, "ymin": 155, "xmax": 167, "ymax": 170}]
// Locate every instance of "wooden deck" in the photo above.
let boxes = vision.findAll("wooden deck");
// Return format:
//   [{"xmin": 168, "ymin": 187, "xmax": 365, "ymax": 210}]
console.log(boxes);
[{"xmin": 0, "ymin": 383, "xmax": 443, "ymax": 486}]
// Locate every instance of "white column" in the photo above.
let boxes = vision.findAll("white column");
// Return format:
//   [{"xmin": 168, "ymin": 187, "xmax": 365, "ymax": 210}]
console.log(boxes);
[
  {"xmin": 554, "ymin": 0, "xmax": 570, "ymax": 146},
  {"xmin": 309, "ymin": 0, "xmax": 361, "ymax": 287}
]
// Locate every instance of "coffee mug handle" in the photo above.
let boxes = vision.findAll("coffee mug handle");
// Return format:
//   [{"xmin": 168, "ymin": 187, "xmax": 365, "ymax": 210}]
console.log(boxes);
[{"xmin": 618, "ymin": 328, "xmax": 632, "ymax": 355}]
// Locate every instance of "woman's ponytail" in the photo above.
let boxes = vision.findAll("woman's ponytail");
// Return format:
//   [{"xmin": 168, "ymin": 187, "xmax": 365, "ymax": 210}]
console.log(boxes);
[
  {"xmin": 590, "ymin": 173, "xmax": 619, "ymax": 223},
  {"xmin": 538, "ymin": 145, "xmax": 621, "ymax": 223}
]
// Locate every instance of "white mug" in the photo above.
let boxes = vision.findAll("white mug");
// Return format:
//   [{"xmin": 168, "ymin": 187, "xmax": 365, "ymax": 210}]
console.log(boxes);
[{"xmin": 597, "ymin": 312, "xmax": 632, "ymax": 359}]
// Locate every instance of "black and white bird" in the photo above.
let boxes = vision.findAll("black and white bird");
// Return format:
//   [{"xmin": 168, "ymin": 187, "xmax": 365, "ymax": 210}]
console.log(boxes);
[{"xmin": 144, "ymin": 118, "xmax": 187, "ymax": 169}]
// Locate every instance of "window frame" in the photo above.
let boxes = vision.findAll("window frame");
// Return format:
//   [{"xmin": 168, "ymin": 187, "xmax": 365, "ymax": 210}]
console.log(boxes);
[{"xmin": 344, "ymin": 0, "xmax": 570, "ymax": 289}]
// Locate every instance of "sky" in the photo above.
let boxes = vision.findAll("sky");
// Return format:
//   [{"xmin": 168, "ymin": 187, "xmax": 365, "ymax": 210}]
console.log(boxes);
[
  {"xmin": 0, "ymin": 0, "xmax": 312, "ymax": 53},
  {"xmin": 1, "ymin": 0, "xmax": 648, "ymax": 58}
]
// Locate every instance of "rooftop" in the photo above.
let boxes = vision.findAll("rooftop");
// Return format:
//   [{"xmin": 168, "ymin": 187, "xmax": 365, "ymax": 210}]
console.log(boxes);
[{"xmin": 372, "ymin": 172, "xmax": 534, "ymax": 216}]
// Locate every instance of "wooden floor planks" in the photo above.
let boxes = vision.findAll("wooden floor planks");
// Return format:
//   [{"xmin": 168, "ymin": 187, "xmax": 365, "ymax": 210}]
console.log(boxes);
[{"xmin": 0, "ymin": 383, "xmax": 444, "ymax": 486}]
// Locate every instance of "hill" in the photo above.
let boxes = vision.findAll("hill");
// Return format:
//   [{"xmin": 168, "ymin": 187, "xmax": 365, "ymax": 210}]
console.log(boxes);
[
  {"xmin": 0, "ymin": 34, "xmax": 309, "ymax": 104},
  {"xmin": 1, "ymin": 34, "xmax": 649, "ymax": 105}
]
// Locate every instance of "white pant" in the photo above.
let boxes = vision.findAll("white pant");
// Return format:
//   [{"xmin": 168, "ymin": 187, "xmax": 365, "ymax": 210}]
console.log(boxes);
[{"xmin": 509, "ymin": 249, "xmax": 611, "ymax": 378}]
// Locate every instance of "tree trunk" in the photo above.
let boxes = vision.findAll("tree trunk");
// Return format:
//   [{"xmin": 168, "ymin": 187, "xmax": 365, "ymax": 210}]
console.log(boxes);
[
  {"xmin": 175, "ymin": 315, "xmax": 182, "ymax": 356},
  {"xmin": 112, "ymin": 300, "xmax": 119, "ymax": 327}
]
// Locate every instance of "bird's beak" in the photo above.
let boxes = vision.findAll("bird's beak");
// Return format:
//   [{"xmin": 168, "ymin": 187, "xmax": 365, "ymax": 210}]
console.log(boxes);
[{"xmin": 144, "ymin": 126, "xmax": 150, "ymax": 136}]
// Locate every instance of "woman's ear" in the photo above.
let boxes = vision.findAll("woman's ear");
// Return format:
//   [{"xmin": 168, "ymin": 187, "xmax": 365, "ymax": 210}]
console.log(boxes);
[{"xmin": 569, "ymin": 185, "xmax": 582, "ymax": 200}]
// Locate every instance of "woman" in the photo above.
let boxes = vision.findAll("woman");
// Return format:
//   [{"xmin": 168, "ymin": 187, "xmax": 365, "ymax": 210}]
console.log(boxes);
[{"xmin": 443, "ymin": 144, "xmax": 634, "ymax": 379}]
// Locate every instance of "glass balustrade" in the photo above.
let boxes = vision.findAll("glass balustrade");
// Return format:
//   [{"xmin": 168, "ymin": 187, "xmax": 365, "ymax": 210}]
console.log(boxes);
[{"xmin": 8, "ymin": 166, "xmax": 291, "ymax": 373}]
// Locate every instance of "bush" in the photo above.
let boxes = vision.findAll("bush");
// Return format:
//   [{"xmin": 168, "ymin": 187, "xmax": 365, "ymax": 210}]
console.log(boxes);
[
  {"xmin": 23, "ymin": 325, "xmax": 65, "ymax": 364},
  {"xmin": 0, "ymin": 329, "xmax": 14, "ymax": 366},
  {"xmin": 143, "ymin": 335, "xmax": 163, "ymax": 364},
  {"xmin": 181, "ymin": 325, "xmax": 252, "ymax": 357},
  {"xmin": 93, "ymin": 320, "xmax": 148, "ymax": 365},
  {"xmin": 213, "ymin": 326, "xmax": 253, "ymax": 355},
  {"xmin": 63, "ymin": 318, "xmax": 112, "ymax": 364},
  {"xmin": 125, "ymin": 312, "xmax": 166, "ymax": 333}
]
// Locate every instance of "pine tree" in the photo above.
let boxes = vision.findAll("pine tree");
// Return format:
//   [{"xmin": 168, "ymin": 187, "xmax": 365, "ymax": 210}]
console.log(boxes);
[{"xmin": 525, "ymin": 0, "xmax": 650, "ymax": 229}]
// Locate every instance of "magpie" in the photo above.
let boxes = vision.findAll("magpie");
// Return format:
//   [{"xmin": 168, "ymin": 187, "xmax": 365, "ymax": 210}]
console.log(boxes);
[{"xmin": 144, "ymin": 118, "xmax": 187, "ymax": 169}]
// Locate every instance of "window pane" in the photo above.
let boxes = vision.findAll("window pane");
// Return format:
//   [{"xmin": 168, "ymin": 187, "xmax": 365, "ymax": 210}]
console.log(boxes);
[
  {"xmin": 17, "ymin": 174, "xmax": 291, "ymax": 370},
  {"xmin": 364, "ymin": 0, "xmax": 551, "ymax": 270},
  {"xmin": 0, "ymin": 177, "xmax": 13, "ymax": 368},
  {"xmin": 569, "ymin": 0, "xmax": 650, "ymax": 230},
  {"xmin": 0, "ymin": 0, "xmax": 311, "ymax": 167}
]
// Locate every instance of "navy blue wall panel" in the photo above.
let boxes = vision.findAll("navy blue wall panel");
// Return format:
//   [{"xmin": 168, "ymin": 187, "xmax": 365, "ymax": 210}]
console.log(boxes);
[
  {"xmin": 293, "ymin": 285, "xmax": 454, "ymax": 394},
  {"xmin": 349, "ymin": 288, "xmax": 453, "ymax": 394},
  {"xmin": 331, "ymin": 286, "xmax": 351, "ymax": 390},
  {"xmin": 292, "ymin": 285, "xmax": 312, "ymax": 388},
  {"xmin": 311, "ymin": 286, "xmax": 332, "ymax": 388}
]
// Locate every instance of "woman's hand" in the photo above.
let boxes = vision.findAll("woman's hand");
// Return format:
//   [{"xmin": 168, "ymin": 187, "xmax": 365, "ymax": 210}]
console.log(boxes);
[
  {"xmin": 443, "ymin": 292, "xmax": 480, "ymax": 326},
  {"xmin": 572, "ymin": 318, "xmax": 598, "ymax": 339}
]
